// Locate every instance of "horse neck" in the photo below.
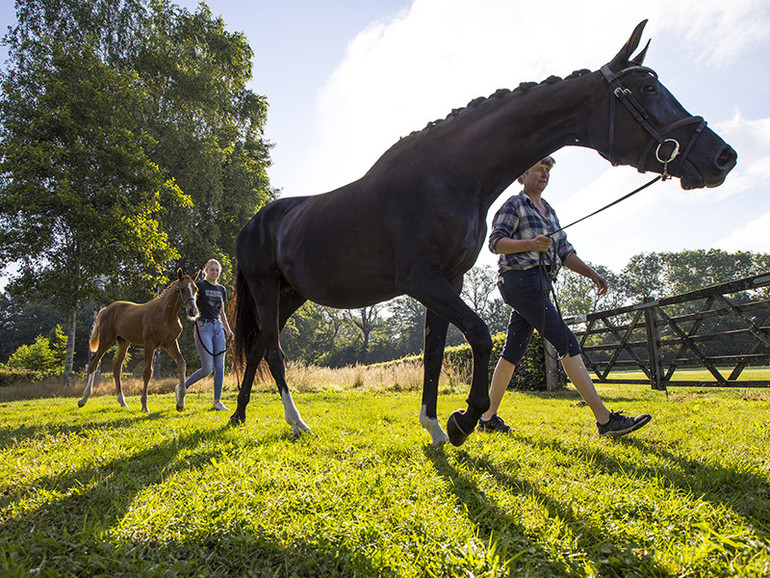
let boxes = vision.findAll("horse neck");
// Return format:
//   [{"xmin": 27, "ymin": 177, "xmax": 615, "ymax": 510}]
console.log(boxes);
[
  {"xmin": 419, "ymin": 71, "xmax": 604, "ymax": 211},
  {"xmin": 157, "ymin": 281, "xmax": 182, "ymax": 316}
]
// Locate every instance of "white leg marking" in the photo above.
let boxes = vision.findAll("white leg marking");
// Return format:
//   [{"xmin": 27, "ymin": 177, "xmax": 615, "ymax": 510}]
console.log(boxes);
[
  {"xmin": 281, "ymin": 390, "xmax": 310, "ymax": 436},
  {"xmin": 175, "ymin": 382, "xmax": 187, "ymax": 411},
  {"xmin": 78, "ymin": 372, "xmax": 95, "ymax": 407},
  {"xmin": 117, "ymin": 391, "xmax": 127, "ymax": 408},
  {"xmin": 420, "ymin": 405, "xmax": 448, "ymax": 446}
]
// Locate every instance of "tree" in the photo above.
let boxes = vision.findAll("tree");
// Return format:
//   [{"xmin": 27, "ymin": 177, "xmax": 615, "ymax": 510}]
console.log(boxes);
[
  {"xmin": 135, "ymin": 1, "xmax": 274, "ymax": 272},
  {"xmin": 1, "ymin": 26, "xmax": 186, "ymax": 383},
  {"xmin": 553, "ymin": 263, "xmax": 622, "ymax": 318},
  {"xmin": 1, "ymin": 0, "xmax": 274, "ymax": 381},
  {"xmin": 617, "ymin": 252, "xmax": 665, "ymax": 302}
]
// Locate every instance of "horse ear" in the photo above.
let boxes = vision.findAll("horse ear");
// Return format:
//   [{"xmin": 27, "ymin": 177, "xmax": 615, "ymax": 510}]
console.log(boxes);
[
  {"xmin": 608, "ymin": 19, "xmax": 648, "ymax": 71},
  {"xmin": 631, "ymin": 39, "xmax": 650, "ymax": 66},
  {"xmin": 177, "ymin": 268, "xmax": 183, "ymax": 281}
]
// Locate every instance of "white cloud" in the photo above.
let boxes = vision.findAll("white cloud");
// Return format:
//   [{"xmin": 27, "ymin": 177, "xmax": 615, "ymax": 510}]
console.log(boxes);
[
  {"xmin": 301, "ymin": 0, "xmax": 770, "ymax": 194},
  {"xmin": 716, "ymin": 212, "xmax": 770, "ymax": 254},
  {"xmin": 286, "ymin": 0, "xmax": 770, "ymax": 271}
]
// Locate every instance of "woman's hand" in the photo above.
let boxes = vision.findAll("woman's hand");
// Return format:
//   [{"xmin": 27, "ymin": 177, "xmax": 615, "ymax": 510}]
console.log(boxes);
[{"xmin": 531, "ymin": 234, "xmax": 552, "ymax": 252}]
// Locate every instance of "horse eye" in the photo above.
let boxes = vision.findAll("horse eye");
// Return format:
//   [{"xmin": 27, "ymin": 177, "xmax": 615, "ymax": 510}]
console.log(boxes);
[{"xmin": 644, "ymin": 83, "xmax": 657, "ymax": 94}]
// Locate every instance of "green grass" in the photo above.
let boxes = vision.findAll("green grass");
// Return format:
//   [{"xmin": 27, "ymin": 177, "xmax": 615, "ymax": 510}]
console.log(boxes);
[{"xmin": 1, "ymin": 384, "xmax": 769, "ymax": 577}]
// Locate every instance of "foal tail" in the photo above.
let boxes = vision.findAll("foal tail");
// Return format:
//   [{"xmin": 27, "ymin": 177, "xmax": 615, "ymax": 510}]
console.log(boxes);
[
  {"xmin": 230, "ymin": 267, "xmax": 268, "ymax": 381},
  {"xmin": 88, "ymin": 308, "xmax": 105, "ymax": 352}
]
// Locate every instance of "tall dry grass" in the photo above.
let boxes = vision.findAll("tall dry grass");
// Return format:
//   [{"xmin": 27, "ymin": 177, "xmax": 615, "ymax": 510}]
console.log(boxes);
[{"xmin": 0, "ymin": 360, "xmax": 468, "ymax": 403}]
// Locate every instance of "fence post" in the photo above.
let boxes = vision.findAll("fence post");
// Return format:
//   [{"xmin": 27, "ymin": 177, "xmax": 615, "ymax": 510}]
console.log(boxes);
[
  {"xmin": 543, "ymin": 340, "xmax": 565, "ymax": 391},
  {"xmin": 643, "ymin": 298, "xmax": 665, "ymax": 390}
]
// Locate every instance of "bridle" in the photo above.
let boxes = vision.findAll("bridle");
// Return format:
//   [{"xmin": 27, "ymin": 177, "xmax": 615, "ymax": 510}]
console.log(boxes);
[
  {"xmin": 600, "ymin": 64, "xmax": 707, "ymax": 180},
  {"xmin": 176, "ymin": 278, "xmax": 197, "ymax": 310}
]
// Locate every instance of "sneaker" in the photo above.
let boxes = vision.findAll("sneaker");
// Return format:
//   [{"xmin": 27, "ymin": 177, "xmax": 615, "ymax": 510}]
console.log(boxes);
[
  {"xmin": 212, "ymin": 400, "xmax": 229, "ymax": 411},
  {"xmin": 477, "ymin": 414, "xmax": 512, "ymax": 433},
  {"xmin": 597, "ymin": 410, "xmax": 651, "ymax": 437}
]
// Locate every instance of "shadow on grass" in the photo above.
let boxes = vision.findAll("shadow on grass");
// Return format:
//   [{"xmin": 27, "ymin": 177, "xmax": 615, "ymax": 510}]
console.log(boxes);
[
  {"xmin": 425, "ymin": 444, "xmax": 669, "ymax": 576},
  {"xmin": 1, "ymin": 417, "xmax": 392, "ymax": 577},
  {"xmin": 518, "ymin": 433, "xmax": 770, "ymax": 536}
]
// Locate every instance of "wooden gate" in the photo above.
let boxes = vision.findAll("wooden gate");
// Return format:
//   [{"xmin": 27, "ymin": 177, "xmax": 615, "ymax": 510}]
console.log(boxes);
[{"xmin": 563, "ymin": 272, "xmax": 770, "ymax": 390}]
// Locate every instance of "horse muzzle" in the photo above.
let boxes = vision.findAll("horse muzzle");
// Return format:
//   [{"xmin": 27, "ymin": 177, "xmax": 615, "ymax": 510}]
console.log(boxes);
[{"xmin": 679, "ymin": 143, "xmax": 737, "ymax": 190}]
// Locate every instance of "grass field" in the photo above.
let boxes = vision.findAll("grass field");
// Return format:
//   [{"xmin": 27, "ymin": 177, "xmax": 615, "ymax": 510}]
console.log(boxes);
[{"xmin": 1, "ymin": 373, "xmax": 769, "ymax": 577}]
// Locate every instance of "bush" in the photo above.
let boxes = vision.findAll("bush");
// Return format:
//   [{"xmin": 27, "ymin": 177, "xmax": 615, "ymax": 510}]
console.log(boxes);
[
  {"xmin": 373, "ymin": 331, "xmax": 550, "ymax": 391},
  {"xmin": 0, "ymin": 366, "xmax": 50, "ymax": 386},
  {"xmin": 6, "ymin": 325, "xmax": 67, "ymax": 375}
]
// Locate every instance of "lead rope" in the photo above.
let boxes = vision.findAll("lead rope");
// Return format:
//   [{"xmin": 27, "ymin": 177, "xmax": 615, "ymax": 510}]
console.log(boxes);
[
  {"xmin": 536, "ymin": 150, "xmax": 676, "ymax": 363},
  {"xmin": 193, "ymin": 321, "xmax": 228, "ymax": 357}
]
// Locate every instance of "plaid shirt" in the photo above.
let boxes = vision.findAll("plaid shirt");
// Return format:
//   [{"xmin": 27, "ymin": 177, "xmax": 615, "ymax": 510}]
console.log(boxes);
[{"xmin": 488, "ymin": 191, "xmax": 575, "ymax": 274}]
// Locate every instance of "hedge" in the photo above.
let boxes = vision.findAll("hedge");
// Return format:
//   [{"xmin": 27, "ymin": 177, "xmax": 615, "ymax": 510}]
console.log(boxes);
[
  {"xmin": 0, "ymin": 367, "xmax": 56, "ymax": 387},
  {"xmin": 372, "ymin": 331, "xmax": 549, "ymax": 391}
]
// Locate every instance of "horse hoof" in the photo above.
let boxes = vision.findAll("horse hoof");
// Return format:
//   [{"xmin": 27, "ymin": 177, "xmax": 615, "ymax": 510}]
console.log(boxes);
[
  {"xmin": 230, "ymin": 413, "xmax": 245, "ymax": 426},
  {"xmin": 447, "ymin": 409, "xmax": 474, "ymax": 447},
  {"xmin": 77, "ymin": 398, "xmax": 87, "ymax": 408},
  {"xmin": 174, "ymin": 384, "xmax": 186, "ymax": 412}
]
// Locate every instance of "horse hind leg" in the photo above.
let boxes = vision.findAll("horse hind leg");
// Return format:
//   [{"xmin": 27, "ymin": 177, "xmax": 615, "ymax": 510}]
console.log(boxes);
[
  {"xmin": 253, "ymin": 279, "xmax": 309, "ymax": 436},
  {"xmin": 78, "ymin": 339, "xmax": 112, "ymax": 408},
  {"xmin": 113, "ymin": 339, "xmax": 130, "ymax": 408}
]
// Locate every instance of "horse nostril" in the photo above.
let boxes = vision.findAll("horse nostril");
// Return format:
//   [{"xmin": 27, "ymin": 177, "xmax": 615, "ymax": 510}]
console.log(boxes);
[{"xmin": 715, "ymin": 146, "xmax": 737, "ymax": 170}]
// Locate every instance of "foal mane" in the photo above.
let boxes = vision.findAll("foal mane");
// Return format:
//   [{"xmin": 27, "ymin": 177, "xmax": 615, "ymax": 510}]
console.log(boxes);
[
  {"xmin": 156, "ymin": 278, "xmax": 181, "ymax": 300},
  {"xmin": 405, "ymin": 68, "xmax": 593, "ymax": 139}
]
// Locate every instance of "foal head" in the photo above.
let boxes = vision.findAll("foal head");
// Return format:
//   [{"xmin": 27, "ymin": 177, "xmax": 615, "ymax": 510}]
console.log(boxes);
[
  {"xmin": 176, "ymin": 269, "xmax": 199, "ymax": 321},
  {"xmin": 589, "ymin": 20, "xmax": 736, "ymax": 189}
]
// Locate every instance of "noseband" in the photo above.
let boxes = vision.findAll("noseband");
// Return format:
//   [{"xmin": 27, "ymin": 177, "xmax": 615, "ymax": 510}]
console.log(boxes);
[
  {"xmin": 176, "ymin": 280, "xmax": 197, "ymax": 309},
  {"xmin": 601, "ymin": 64, "xmax": 707, "ymax": 179}
]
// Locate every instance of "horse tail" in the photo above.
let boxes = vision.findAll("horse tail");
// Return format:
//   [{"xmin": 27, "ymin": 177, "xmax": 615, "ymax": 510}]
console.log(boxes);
[
  {"xmin": 231, "ymin": 266, "xmax": 269, "ymax": 381},
  {"xmin": 89, "ymin": 308, "xmax": 104, "ymax": 352}
]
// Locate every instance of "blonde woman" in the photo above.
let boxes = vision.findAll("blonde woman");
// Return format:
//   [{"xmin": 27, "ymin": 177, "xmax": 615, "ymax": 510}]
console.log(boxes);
[{"xmin": 185, "ymin": 259, "xmax": 233, "ymax": 410}]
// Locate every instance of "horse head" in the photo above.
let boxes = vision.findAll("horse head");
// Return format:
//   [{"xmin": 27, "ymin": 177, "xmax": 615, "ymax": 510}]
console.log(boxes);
[
  {"xmin": 176, "ymin": 268, "xmax": 199, "ymax": 321},
  {"xmin": 590, "ymin": 20, "xmax": 736, "ymax": 189}
]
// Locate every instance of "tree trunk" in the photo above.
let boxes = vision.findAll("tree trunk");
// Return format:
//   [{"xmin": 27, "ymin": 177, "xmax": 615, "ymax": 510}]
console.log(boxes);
[{"xmin": 64, "ymin": 294, "xmax": 78, "ymax": 386}]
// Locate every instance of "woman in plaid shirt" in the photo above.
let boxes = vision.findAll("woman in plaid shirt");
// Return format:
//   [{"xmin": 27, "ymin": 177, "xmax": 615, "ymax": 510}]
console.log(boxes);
[{"xmin": 479, "ymin": 157, "xmax": 651, "ymax": 437}]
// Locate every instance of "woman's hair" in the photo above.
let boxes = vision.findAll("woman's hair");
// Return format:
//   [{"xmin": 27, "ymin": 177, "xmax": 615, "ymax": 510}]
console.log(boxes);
[
  {"xmin": 204, "ymin": 259, "xmax": 221, "ymax": 272},
  {"xmin": 517, "ymin": 156, "xmax": 556, "ymax": 184}
]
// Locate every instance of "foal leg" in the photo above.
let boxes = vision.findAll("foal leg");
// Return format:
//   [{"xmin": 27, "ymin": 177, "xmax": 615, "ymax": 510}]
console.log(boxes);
[
  {"xmin": 140, "ymin": 345, "xmax": 155, "ymax": 413},
  {"xmin": 420, "ymin": 309, "xmax": 450, "ymax": 445},
  {"xmin": 113, "ymin": 340, "xmax": 130, "ymax": 408},
  {"xmin": 78, "ymin": 343, "xmax": 111, "ymax": 407},
  {"xmin": 163, "ymin": 340, "xmax": 187, "ymax": 412}
]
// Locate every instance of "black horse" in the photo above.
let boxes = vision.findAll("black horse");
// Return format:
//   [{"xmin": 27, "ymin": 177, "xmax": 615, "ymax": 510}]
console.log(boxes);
[{"xmin": 230, "ymin": 21, "xmax": 736, "ymax": 446}]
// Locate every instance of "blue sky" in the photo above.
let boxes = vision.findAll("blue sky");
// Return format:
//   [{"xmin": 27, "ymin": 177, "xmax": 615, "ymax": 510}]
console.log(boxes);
[{"xmin": 2, "ymin": 0, "xmax": 769, "ymax": 276}]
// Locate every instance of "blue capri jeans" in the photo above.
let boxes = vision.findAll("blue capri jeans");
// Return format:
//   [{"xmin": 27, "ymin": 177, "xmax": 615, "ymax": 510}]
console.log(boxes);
[
  {"xmin": 497, "ymin": 268, "xmax": 581, "ymax": 365},
  {"xmin": 185, "ymin": 319, "xmax": 226, "ymax": 399}
]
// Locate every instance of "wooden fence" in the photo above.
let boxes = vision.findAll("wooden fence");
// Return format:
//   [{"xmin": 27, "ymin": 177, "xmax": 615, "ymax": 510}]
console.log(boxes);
[{"xmin": 559, "ymin": 272, "xmax": 770, "ymax": 391}]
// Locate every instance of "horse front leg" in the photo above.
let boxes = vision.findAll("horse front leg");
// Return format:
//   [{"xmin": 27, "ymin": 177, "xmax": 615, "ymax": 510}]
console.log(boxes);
[
  {"xmin": 113, "ymin": 340, "xmax": 130, "ymax": 408},
  {"xmin": 163, "ymin": 340, "xmax": 187, "ymax": 412},
  {"xmin": 140, "ymin": 345, "xmax": 155, "ymax": 413},
  {"xmin": 420, "ymin": 309, "xmax": 450, "ymax": 445},
  {"xmin": 409, "ymin": 268, "xmax": 492, "ymax": 446}
]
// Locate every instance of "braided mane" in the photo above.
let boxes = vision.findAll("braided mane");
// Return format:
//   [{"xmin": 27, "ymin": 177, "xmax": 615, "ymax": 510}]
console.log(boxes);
[{"xmin": 405, "ymin": 69, "xmax": 592, "ymax": 139}]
